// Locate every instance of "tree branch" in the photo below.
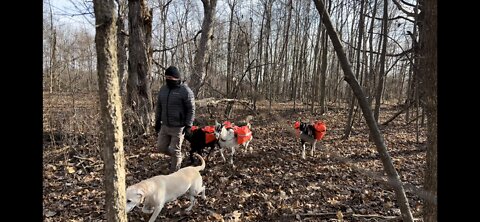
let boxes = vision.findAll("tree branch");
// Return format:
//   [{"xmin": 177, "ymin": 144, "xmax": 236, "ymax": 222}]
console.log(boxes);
[{"xmin": 391, "ymin": 0, "xmax": 416, "ymax": 17}]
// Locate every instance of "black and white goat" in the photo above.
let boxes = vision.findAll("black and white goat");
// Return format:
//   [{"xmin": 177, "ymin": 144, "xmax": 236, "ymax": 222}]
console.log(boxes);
[
  {"xmin": 214, "ymin": 116, "xmax": 253, "ymax": 166},
  {"xmin": 294, "ymin": 121, "xmax": 326, "ymax": 159},
  {"xmin": 184, "ymin": 125, "xmax": 218, "ymax": 165}
]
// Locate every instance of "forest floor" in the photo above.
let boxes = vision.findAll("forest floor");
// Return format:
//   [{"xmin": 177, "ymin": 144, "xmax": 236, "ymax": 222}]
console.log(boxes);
[{"xmin": 43, "ymin": 94, "xmax": 427, "ymax": 222}]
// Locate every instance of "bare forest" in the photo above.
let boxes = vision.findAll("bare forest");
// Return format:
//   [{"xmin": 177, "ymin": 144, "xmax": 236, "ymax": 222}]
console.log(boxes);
[{"xmin": 43, "ymin": 0, "xmax": 437, "ymax": 221}]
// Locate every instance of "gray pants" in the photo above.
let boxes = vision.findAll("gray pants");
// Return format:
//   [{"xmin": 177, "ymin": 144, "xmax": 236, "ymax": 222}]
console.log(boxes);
[{"xmin": 156, "ymin": 125, "xmax": 185, "ymax": 173}]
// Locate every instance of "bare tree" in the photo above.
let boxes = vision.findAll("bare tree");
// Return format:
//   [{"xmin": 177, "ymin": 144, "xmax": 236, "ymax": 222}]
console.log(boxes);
[
  {"xmin": 190, "ymin": 0, "xmax": 218, "ymax": 97},
  {"xmin": 319, "ymin": 25, "xmax": 328, "ymax": 114},
  {"xmin": 92, "ymin": 0, "xmax": 127, "ymax": 221},
  {"xmin": 312, "ymin": 0, "xmax": 414, "ymax": 221},
  {"xmin": 226, "ymin": 0, "xmax": 237, "ymax": 99},
  {"xmin": 343, "ymin": 0, "xmax": 366, "ymax": 139},
  {"xmin": 373, "ymin": 0, "xmax": 390, "ymax": 123},
  {"xmin": 418, "ymin": 0, "xmax": 437, "ymax": 220},
  {"xmin": 367, "ymin": 0, "xmax": 379, "ymax": 106},
  {"xmin": 116, "ymin": 0, "xmax": 128, "ymax": 96},
  {"xmin": 127, "ymin": 0, "xmax": 153, "ymax": 135},
  {"xmin": 47, "ymin": 0, "xmax": 57, "ymax": 93},
  {"xmin": 263, "ymin": 0, "xmax": 274, "ymax": 112},
  {"xmin": 224, "ymin": 0, "xmax": 238, "ymax": 117},
  {"xmin": 281, "ymin": 0, "xmax": 293, "ymax": 102}
]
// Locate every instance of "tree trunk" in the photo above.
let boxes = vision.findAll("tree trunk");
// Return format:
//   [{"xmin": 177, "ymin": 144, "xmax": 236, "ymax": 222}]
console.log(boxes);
[
  {"xmin": 311, "ymin": 21, "xmax": 322, "ymax": 113},
  {"xmin": 254, "ymin": 12, "xmax": 264, "ymax": 111},
  {"xmin": 373, "ymin": 0, "xmax": 389, "ymax": 123},
  {"xmin": 282, "ymin": 0, "xmax": 293, "ymax": 101},
  {"xmin": 319, "ymin": 27, "xmax": 328, "ymax": 114},
  {"xmin": 117, "ymin": 0, "xmax": 128, "ymax": 97},
  {"xmin": 48, "ymin": 1, "xmax": 57, "ymax": 93},
  {"xmin": 226, "ymin": 0, "xmax": 236, "ymax": 99},
  {"xmin": 225, "ymin": 0, "xmax": 237, "ymax": 117},
  {"xmin": 312, "ymin": 1, "xmax": 414, "ymax": 221},
  {"xmin": 93, "ymin": 0, "xmax": 127, "ymax": 221},
  {"xmin": 191, "ymin": 0, "xmax": 217, "ymax": 97},
  {"xmin": 127, "ymin": 0, "xmax": 153, "ymax": 135},
  {"xmin": 343, "ymin": 0, "xmax": 365, "ymax": 139},
  {"xmin": 264, "ymin": 0, "xmax": 273, "ymax": 112},
  {"xmin": 419, "ymin": 0, "xmax": 437, "ymax": 220},
  {"xmin": 367, "ymin": 0, "xmax": 378, "ymax": 107}
]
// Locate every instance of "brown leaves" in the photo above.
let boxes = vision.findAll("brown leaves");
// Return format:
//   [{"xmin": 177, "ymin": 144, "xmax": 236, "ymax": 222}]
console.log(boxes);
[{"xmin": 43, "ymin": 104, "xmax": 427, "ymax": 221}]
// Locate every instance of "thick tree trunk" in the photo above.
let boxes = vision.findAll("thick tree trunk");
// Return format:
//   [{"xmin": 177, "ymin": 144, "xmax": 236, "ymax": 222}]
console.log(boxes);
[
  {"xmin": 191, "ymin": 0, "xmax": 217, "ymax": 97},
  {"xmin": 312, "ymin": 0, "xmax": 414, "ymax": 221},
  {"xmin": 419, "ymin": 0, "xmax": 437, "ymax": 220},
  {"xmin": 93, "ymin": 0, "xmax": 127, "ymax": 221},
  {"xmin": 127, "ymin": 0, "xmax": 153, "ymax": 134}
]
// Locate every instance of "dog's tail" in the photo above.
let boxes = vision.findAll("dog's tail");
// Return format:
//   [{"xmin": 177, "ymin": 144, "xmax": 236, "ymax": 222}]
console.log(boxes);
[{"xmin": 193, "ymin": 153, "xmax": 205, "ymax": 171}]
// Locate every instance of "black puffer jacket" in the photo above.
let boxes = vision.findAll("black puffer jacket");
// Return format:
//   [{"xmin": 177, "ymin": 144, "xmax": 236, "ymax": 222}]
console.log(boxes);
[{"xmin": 155, "ymin": 83, "xmax": 195, "ymax": 127}]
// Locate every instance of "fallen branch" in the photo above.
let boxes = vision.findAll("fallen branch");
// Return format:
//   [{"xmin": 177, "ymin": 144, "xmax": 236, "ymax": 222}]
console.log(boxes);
[
  {"xmin": 382, "ymin": 100, "xmax": 414, "ymax": 126},
  {"xmin": 73, "ymin": 155, "xmax": 97, "ymax": 162},
  {"xmin": 196, "ymin": 98, "xmax": 257, "ymax": 117}
]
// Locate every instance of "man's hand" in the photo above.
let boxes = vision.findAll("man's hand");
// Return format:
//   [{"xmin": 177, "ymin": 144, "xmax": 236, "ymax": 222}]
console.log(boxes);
[{"xmin": 183, "ymin": 126, "xmax": 192, "ymax": 136}]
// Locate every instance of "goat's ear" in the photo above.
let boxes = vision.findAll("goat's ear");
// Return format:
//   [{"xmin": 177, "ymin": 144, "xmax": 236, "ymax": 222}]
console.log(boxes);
[{"xmin": 215, "ymin": 120, "xmax": 219, "ymax": 125}]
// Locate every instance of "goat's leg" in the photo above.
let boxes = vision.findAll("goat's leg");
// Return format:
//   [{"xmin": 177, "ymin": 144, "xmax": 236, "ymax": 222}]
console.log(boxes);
[
  {"xmin": 311, "ymin": 141, "xmax": 316, "ymax": 157},
  {"xmin": 230, "ymin": 146, "xmax": 235, "ymax": 166},
  {"xmin": 301, "ymin": 142, "xmax": 306, "ymax": 159},
  {"xmin": 220, "ymin": 147, "xmax": 227, "ymax": 162},
  {"xmin": 244, "ymin": 141, "xmax": 251, "ymax": 153}
]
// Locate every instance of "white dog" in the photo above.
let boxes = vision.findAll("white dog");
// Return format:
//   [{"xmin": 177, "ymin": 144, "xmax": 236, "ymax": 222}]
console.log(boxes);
[{"xmin": 126, "ymin": 153, "xmax": 206, "ymax": 222}]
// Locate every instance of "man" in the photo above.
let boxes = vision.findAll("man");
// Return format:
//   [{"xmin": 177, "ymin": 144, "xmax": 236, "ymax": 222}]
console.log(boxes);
[{"xmin": 154, "ymin": 66, "xmax": 195, "ymax": 173}]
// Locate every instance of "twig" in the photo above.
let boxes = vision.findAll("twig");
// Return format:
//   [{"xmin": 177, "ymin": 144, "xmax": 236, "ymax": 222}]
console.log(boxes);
[{"xmin": 73, "ymin": 155, "xmax": 96, "ymax": 162}]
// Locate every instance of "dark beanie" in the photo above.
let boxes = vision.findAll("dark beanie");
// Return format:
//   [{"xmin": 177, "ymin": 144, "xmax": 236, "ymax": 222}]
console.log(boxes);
[{"xmin": 165, "ymin": 66, "xmax": 181, "ymax": 79}]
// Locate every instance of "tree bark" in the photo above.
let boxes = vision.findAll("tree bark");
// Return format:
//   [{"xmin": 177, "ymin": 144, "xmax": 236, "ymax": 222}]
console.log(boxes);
[
  {"xmin": 373, "ymin": 0, "xmax": 389, "ymax": 123},
  {"xmin": 93, "ymin": 0, "xmax": 127, "ymax": 221},
  {"xmin": 191, "ymin": 0, "xmax": 217, "ymax": 97},
  {"xmin": 117, "ymin": 0, "xmax": 128, "ymax": 97},
  {"xmin": 225, "ymin": 0, "xmax": 237, "ymax": 117},
  {"xmin": 319, "ymin": 28, "xmax": 328, "ymax": 114},
  {"xmin": 127, "ymin": 0, "xmax": 153, "ymax": 135},
  {"xmin": 366, "ymin": 0, "xmax": 378, "ymax": 107},
  {"xmin": 226, "ymin": 0, "xmax": 236, "ymax": 99},
  {"xmin": 311, "ymin": 21, "xmax": 322, "ymax": 114},
  {"xmin": 264, "ymin": 0, "xmax": 273, "ymax": 112},
  {"xmin": 419, "ymin": 0, "xmax": 437, "ymax": 220},
  {"xmin": 48, "ymin": 0, "xmax": 57, "ymax": 93},
  {"xmin": 312, "ymin": 0, "xmax": 414, "ymax": 221},
  {"xmin": 343, "ymin": 0, "xmax": 365, "ymax": 139}
]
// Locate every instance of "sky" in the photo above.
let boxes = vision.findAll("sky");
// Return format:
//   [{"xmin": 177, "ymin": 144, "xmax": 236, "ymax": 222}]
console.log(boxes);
[{"xmin": 45, "ymin": 0, "xmax": 95, "ymax": 33}]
